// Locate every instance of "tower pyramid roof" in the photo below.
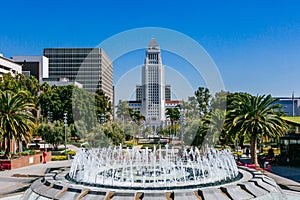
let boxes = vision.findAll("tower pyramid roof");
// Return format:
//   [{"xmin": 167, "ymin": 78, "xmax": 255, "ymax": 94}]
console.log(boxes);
[{"xmin": 148, "ymin": 38, "xmax": 159, "ymax": 47}]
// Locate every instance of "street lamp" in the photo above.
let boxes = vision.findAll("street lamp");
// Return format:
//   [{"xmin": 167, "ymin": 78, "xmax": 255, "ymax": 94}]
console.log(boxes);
[
  {"xmin": 47, "ymin": 111, "xmax": 53, "ymax": 124},
  {"xmin": 63, "ymin": 113, "xmax": 67, "ymax": 153},
  {"xmin": 98, "ymin": 113, "xmax": 105, "ymax": 125},
  {"xmin": 179, "ymin": 108, "xmax": 186, "ymax": 150}
]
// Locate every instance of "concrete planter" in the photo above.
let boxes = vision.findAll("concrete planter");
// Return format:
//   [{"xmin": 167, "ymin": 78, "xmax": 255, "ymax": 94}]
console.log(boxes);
[{"xmin": 0, "ymin": 152, "xmax": 52, "ymax": 170}]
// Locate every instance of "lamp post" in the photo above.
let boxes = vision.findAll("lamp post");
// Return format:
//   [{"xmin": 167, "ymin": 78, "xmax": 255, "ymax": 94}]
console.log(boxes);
[
  {"xmin": 47, "ymin": 111, "xmax": 53, "ymax": 124},
  {"xmin": 98, "ymin": 113, "xmax": 105, "ymax": 125},
  {"xmin": 179, "ymin": 108, "xmax": 186, "ymax": 150},
  {"xmin": 63, "ymin": 113, "xmax": 67, "ymax": 153}
]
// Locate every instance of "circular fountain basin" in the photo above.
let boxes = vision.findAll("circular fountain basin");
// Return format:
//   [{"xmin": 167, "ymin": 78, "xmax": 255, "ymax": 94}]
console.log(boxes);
[
  {"xmin": 68, "ymin": 146, "xmax": 239, "ymax": 190},
  {"xmin": 22, "ymin": 146, "xmax": 286, "ymax": 199},
  {"xmin": 23, "ymin": 166, "xmax": 286, "ymax": 199}
]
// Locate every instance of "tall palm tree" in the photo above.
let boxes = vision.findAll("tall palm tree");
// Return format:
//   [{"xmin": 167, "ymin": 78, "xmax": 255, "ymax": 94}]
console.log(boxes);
[
  {"xmin": 166, "ymin": 107, "xmax": 180, "ymax": 136},
  {"xmin": 226, "ymin": 93, "xmax": 288, "ymax": 167},
  {"xmin": 0, "ymin": 90, "xmax": 36, "ymax": 158},
  {"xmin": 127, "ymin": 110, "xmax": 145, "ymax": 140},
  {"xmin": 133, "ymin": 111, "xmax": 145, "ymax": 125}
]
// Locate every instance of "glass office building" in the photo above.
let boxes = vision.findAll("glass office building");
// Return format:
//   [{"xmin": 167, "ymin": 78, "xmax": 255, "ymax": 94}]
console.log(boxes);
[{"xmin": 43, "ymin": 48, "xmax": 113, "ymax": 101}]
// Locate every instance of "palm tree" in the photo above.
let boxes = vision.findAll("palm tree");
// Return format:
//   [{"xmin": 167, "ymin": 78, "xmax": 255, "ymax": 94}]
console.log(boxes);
[
  {"xmin": 166, "ymin": 107, "xmax": 180, "ymax": 136},
  {"xmin": 128, "ymin": 110, "xmax": 145, "ymax": 140},
  {"xmin": 133, "ymin": 111, "xmax": 145, "ymax": 125},
  {"xmin": 0, "ymin": 90, "xmax": 36, "ymax": 158},
  {"xmin": 226, "ymin": 93, "xmax": 288, "ymax": 167}
]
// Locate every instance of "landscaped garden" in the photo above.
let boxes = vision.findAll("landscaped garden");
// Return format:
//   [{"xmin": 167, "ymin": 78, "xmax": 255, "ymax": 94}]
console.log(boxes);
[{"xmin": 0, "ymin": 74, "xmax": 292, "ymax": 170}]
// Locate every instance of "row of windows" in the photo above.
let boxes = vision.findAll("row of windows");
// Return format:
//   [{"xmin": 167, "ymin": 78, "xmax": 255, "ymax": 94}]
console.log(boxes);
[
  {"xmin": 147, "ymin": 53, "xmax": 159, "ymax": 60},
  {"xmin": 46, "ymin": 55, "xmax": 101, "ymax": 59},
  {"xmin": 48, "ymin": 56, "xmax": 100, "ymax": 59},
  {"xmin": 44, "ymin": 49, "xmax": 96, "ymax": 53},
  {"xmin": 49, "ymin": 60, "xmax": 101, "ymax": 64},
  {"xmin": 51, "ymin": 69, "xmax": 105, "ymax": 73}
]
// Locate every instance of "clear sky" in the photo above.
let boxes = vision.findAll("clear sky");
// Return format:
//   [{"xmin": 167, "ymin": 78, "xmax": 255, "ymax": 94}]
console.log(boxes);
[{"xmin": 1, "ymin": 0, "xmax": 300, "ymax": 100}]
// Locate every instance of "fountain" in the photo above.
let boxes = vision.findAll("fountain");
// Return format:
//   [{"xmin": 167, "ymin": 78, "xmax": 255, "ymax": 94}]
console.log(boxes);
[
  {"xmin": 68, "ymin": 145, "xmax": 239, "ymax": 189},
  {"xmin": 23, "ymin": 145, "xmax": 286, "ymax": 199}
]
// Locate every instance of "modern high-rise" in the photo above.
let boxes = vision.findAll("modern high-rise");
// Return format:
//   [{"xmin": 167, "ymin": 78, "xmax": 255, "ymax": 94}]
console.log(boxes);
[
  {"xmin": 141, "ymin": 38, "xmax": 166, "ymax": 127},
  {"xmin": 43, "ymin": 48, "xmax": 113, "ymax": 101}
]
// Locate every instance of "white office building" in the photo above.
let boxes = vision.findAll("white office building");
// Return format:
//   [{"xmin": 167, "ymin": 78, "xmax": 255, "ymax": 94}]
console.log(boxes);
[{"xmin": 0, "ymin": 54, "xmax": 22, "ymax": 77}]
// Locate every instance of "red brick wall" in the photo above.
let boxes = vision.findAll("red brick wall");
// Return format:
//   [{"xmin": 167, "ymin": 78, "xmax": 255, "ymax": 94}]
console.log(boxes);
[{"xmin": 0, "ymin": 151, "xmax": 52, "ymax": 170}]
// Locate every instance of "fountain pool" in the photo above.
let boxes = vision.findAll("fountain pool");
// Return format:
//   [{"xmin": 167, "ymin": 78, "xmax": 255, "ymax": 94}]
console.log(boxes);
[
  {"xmin": 23, "ymin": 145, "xmax": 287, "ymax": 199},
  {"xmin": 68, "ymin": 145, "xmax": 239, "ymax": 189}
]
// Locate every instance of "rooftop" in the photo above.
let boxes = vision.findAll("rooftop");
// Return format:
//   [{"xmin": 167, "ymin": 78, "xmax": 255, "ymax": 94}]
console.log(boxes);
[{"xmin": 281, "ymin": 116, "xmax": 300, "ymax": 125}]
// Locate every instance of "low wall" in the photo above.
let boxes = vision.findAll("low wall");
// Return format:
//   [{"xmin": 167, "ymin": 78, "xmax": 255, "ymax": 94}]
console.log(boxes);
[{"xmin": 0, "ymin": 151, "xmax": 52, "ymax": 170}]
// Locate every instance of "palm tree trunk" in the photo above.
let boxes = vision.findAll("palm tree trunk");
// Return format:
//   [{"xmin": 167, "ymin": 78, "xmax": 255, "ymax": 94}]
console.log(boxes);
[
  {"xmin": 1, "ymin": 138, "xmax": 5, "ymax": 151},
  {"xmin": 250, "ymin": 134, "xmax": 259, "ymax": 167},
  {"xmin": 4, "ymin": 138, "xmax": 11, "ymax": 158},
  {"xmin": 171, "ymin": 120, "xmax": 174, "ymax": 136}
]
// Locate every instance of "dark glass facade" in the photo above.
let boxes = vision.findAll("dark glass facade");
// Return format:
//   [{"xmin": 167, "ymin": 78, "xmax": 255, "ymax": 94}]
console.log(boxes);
[{"xmin": 43, "ymin": 48, "xmax": 113, "ymax": 101}]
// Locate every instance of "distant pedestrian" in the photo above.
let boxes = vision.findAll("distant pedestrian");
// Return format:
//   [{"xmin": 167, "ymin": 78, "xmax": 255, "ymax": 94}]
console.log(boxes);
[{"xmin": 246, "ymin": 148, "xmax": 250, "ymax": 157}]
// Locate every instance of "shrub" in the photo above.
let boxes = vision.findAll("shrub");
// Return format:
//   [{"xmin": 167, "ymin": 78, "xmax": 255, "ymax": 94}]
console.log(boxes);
[
  {"xmin": 126, "ymin": 143, "xmax": 133, "ymax": 148},
  {"xmin": 66, "ymin": 150, "xmax": 76, "ymax": 156},
  {"xmin": 21, "ymin": 152, "xmax": 30, "ymax": 156},
  {"xmin": 28, "ymin": 150, "xmax": 38, "ymax": 155},
  {"xmin": 51, "ymin": 155, "xmax": 67, "ymax": 161},
  {"xmin": 142, "ymin": 144, "xmax": 158, "ymax": 149}
]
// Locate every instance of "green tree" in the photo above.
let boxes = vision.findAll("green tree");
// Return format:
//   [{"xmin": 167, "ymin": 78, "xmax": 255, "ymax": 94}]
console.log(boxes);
[
  {"xmin": 225, "ymin": 94, "xmax": 288, "ymax": 166},
  {"xmin": 37, "ymin": 121, "xmax": 67, "ymax": 150},
  {"xmin": 186, "ymin": 96, "xmax": 199, "ymax": 118},
  {"xmin": 86, "ymin": 122, "xmax": 125, "ymax": 147},
  {"xmin": 130, "ymin": 110, "xmax": 145, "ymax": 125},
  {"xmin": 0, "ymin": 74, "xmax": 40, "ymax": 117},
  {"xmin": 200, "ymin": 109, "xmax": 226, "ymax": 149},
  {"xmin": 0, "ymin": 90, "xmax": 36, "ymax": 157},
  {"xmin": 72, "ymin": 86, "xmax": 98, "ymax": 132},
  {"xmin": 116, "ymin": 101, "xmax": 131, "ymax": 123},
  {"xmin": 95, "ymin": 89, "xmax": 112, "ymax": 122},
  {"xmin": 195, "ymin": 87, "xmax": 211, "ymax": 117},
  {"xmin": 190, "ymin": 119, "xmax": 205, "ymax": 147},
  {"xmin": 74, "ymin": 120, "xmax": 88, "ymax": 139},
  {"xmin": 183, "ymin": 118, "xmax": 201, "ymax": 146},
  {"xmin": 211, "ymin": 90, "xmax": 229, "ymax": 111}
]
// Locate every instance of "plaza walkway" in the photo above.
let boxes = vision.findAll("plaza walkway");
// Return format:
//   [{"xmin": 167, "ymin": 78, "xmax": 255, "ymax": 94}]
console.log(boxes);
[
  {"xmin": 0, "ymin": 144, "xmax": 79, "ymax": 198},
  {"xmin": 265, "ymin": 165, "xmax": 300, "ymax": 192},
  {"xmin": 0, "ymin": 160, "xmax": 72, "ymax": 198}
]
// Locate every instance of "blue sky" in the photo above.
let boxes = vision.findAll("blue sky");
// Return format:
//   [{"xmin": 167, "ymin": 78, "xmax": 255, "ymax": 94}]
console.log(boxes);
[{"xmin": 1, "ymin": 0, "xmax": 300, "ymax": 100}]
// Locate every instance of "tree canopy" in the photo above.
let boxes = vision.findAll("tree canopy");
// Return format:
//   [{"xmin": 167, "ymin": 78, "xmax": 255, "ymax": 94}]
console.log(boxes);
[
  {"xmin": 0, "ymin": 90, "xmax": 36, "ymax": 157},
  {"xmin": 225, "ymin": 93, "xmax": 288, "ymax": 166}
]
